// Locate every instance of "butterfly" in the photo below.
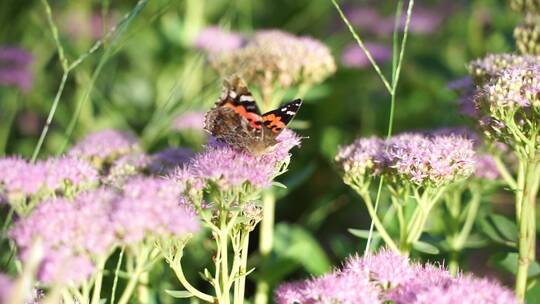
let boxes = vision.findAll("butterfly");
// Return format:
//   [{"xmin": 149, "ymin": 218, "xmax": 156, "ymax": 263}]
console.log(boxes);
[{"xmin": 204, "ymin": 77, "xmax": 302, "ymax": 156}]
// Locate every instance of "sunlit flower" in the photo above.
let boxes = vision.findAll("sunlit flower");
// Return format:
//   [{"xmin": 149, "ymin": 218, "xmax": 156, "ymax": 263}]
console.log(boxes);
[
  {"xmin": 474, "ymin": 63, "xmax": 540, "ymax": 144},
  {"xmin": 276, "ymin": 250, "xmax": 517, "ymax": 304},
  {"xmin": 337, "ymin": 133, "xmax": 475, "ymax": 188},
  {"xmin": 210, "ymin": 29, "xmax": 335, "ymax": 92},
  {"xmin": 344, "ymin": 250, "xmax": 415, "ymax": 288},
  {"xmin": 335, "ymin": 137, "xmax": 384, "ymax": 179},
  {"xmin": 187, "ymin": 130, "xmax": 301, "ymax": 190},
  {"xmin": 275, "ymin": 272, "xmax": 381, "ymax": 304},
  {"xmin": 385, "ymin": 133, "xmax": 475, "ymax": 187},
  {"xmin": 410, "ymin": 275, "xmax": 517, "ymax": 304},
  {"xmin": 468, "ymin": 53, "xmax": 539, "ymax": 85}
]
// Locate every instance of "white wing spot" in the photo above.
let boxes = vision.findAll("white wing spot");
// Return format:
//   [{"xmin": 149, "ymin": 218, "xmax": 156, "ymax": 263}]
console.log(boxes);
[
  {"xmin": 281, "ymin": 108, "xmax": 287, "ymax": 112},
  {"xmin": 239, "ymin": 95, "xmax": 254, "ymax": 102},
  {"xmin": 286, "ymin": 111, "xmax": 296, "ymax": 115},
  {"xmin": 229, "ymin": 91, "xmax": 237, "ymax": 98}
]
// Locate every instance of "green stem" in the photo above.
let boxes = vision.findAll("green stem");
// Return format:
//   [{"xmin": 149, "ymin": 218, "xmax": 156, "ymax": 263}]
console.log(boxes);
[
  {"xmin": 31, "ymin": 71, "xmax": 69, "ymax": 162},
  {"xmin": 254, "ymin": 191, "xmax": 275, "ymax": 304},
  {"xmin": 236, "ymin": 233, "xmax": 250, "ymax": 304},
  {"xmin": 137, "ymin": 271, "xmax": 150, "ymax": 304},
  {"xmin": 455, "ymin": 189, "xmax": 482, "ymax": 249},
  {"xmin": 448, "ymin": 251, "xmax": 460, "ymax": 277},
  {"xmin": 358, "ymin": 189, "xmax": 399, "ymax": 252},
  {"xmin": 90, "ymin": 256, "xmax": 107, "ymax": 304},
  {"xmin": 219, "ymin": 213, "xmax": 231, "ymax": 304},
  {"xmin": 170, "ymin": 255, "xmax": 214, "ymax": 303},
  {"xmin": 515, "ymin": 160, "xmax": 539, "ymax": 300},
  {"xmin": 111, "ymin": 247, "xmax": 125, "ymax": 304},
  {"xmin": 117, "ymin": 247, "xmax": 149, "ymax": 304},
  {"xmin": 493, "ymin": 155, "xmax": 518, "ymax": 189}
]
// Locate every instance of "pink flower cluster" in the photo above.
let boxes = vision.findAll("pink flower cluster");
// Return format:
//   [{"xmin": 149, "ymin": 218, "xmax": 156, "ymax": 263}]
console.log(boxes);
[
  {"xmin": 0, "ymin": 156, "xmax": 98, "ymax": 202},
  {"xmin": 336, "ymin": 132, "xmax": 476, "ymax": 187},
  {"xmin": 68, "ymin": 129, "xmax": 140, "ymax": 163},
  {"xmin": 170, "ymin": 129, "xmax": 301, "ymax": 190},
  {"xmin": 275, "ymin": 250, "xmax": 517, "ymax": 304},
  {"xmin": 10, "ymin": 177, "xmax": 199, "ymax": 285}
]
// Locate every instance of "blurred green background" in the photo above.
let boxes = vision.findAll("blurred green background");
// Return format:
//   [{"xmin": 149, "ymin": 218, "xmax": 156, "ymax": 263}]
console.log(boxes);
[{"xmin": 0, "ymin": 0, "xmax": 524, "ymax": 301}]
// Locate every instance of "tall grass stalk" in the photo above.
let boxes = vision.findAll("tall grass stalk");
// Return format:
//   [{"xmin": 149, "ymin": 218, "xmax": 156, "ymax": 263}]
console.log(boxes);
[{"xmin": 332, "ymin": 0, "xmax": 415, "ymax": 254}]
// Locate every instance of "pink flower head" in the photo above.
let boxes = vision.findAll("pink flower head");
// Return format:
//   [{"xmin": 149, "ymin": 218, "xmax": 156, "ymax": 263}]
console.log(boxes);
[
  {"xmin": 188, "ymin": 130, "xmax": 301, "ymax": 190},
  {"xmin": 336, "ymin": 137, "xmax": 385, "ymax": 177},
  {"xmin": 68, "ymin": 129, "xmax": 140, "ymax": 162},
  {"xmin": 43, "ymin": 156, "xmax": 99, "ymax": 191},
  {"xmin": 411, "ymin": 275, "xmax": 517, "ymax": 304},
  {"xmin": 10, "ymin": 189, "xmax": 118, "ymax": 285},
  {"xmin": 344, "ymin": 249, "xmax": 416, "ymax": 288},
  {"xmin": 113, "ymin": 177, "xmax": 200, "ymax": 244},
  {"xmin": 276, "ymin": 250, "xmax": 517, "ymax": 304},
  {"xmin": 275, "ymin": 271, "xmax": 380, "ymax": 304},
  {"xmin": 386, "ymin": 133, "xmax": 475, "ymax": 187},
  {"xmin": 195, "ymin": 26, "xmax": 245, "ymax": 53},
  {"xmin": 0, "ymin": 157, "xmax": 46, "ymax": 199},
  {"xmin": 341, "ymin": 42, "xmax": 392, "ymax": 69}
]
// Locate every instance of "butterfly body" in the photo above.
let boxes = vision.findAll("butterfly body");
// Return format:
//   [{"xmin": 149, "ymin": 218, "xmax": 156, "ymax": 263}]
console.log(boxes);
[{"xmin": 204, "ymin": 77, "xmax": 302, "ymax": 156}]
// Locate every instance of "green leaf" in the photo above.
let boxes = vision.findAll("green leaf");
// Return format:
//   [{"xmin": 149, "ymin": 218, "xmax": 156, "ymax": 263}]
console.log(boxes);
[
  {"xmin": 260, "ymin": 223, "xmax": 331, "ymax": 283},
  {"xmin": 348, "ymin": 228, "xmax": 380, "ymax": 239},
  {"xmin": 492, "ymin": 253, "xmax": 540, "ymax": 277},
  {"xmin": 489, "ymin": 214, "xmax": 517, "ymax": 242},
  {"xmin": 463, "ymin": 234, "xmax": 489, "ymax": 249},
  {"xmin": 478, "ymin": 215, "xmax": 516, "ymax": 247},
  {"xmin": 272, "ymin": 181, "xmax": 287, "ymax": 189},
  {"xmin": 412, "ymin": 241, "xmax": 440, "ymax": 255},
  {"xmin": 526, "ymin": 279, "xmax": 540, "ymax": 303},
  {"xmin": 165, "ymin": 290, "xmax": 193, "ymax": 299}
]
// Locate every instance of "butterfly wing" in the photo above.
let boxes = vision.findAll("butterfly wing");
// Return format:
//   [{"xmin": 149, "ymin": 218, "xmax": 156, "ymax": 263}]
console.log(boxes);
[
  {"xmin": 261, "ymin": 99, "xmax": 303, "ymax": 134},
  {"xmin": 204, "ymin": 77, "xmax": 265, "ymax": 152}
]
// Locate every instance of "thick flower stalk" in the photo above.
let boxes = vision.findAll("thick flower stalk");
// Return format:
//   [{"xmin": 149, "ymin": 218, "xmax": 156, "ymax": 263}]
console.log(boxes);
[
  {"xmin": 165, "ymin": 130, "xmax": 301, "ymax": 304},
  {"xmin": 336, "ymin": 132, "xmax": 475, "ymax": 255},
  {"xmin": 469, "ymin": 60, "xmax": 540, "ymax": 300},
  {"xmin": 275, "ymin": 249, "xmax": 517, "ymax": 304}
]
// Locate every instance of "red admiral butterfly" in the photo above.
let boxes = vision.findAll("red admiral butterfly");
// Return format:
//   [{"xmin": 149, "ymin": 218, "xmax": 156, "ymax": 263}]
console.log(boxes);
[{"xmin": 204, "ymin": 77, "xmax": 302, "ymax": 155}]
